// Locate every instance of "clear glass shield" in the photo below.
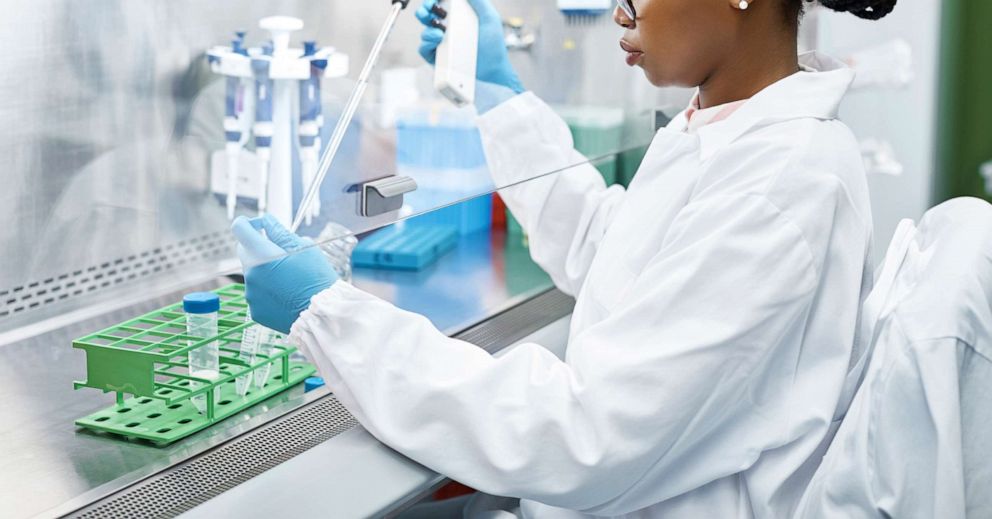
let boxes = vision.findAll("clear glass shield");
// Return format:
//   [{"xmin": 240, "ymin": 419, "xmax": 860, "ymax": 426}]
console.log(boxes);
[{"xmin": 0, "ymin": 0, "xmax": 686, "ymax": 333}]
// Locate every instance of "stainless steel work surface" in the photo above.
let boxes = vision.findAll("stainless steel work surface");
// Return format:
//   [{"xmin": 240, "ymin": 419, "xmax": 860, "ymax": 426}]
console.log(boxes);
[
  {"xmin": 0, "ymin": 230, "xmax": 551, "ymax": 519},
  {"xmin": 178, "ymin": 316, "xmax": 572, "ymax": 519},
  {"xmin": 178, "ymin": 425, "xmax": 443, "ymax": 519}
]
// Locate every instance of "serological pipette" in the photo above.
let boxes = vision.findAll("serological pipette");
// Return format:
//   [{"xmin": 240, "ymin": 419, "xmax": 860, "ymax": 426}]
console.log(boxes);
[{"xmin": 291, "ymin": 0, "xmax": 412, "ymax": 233}]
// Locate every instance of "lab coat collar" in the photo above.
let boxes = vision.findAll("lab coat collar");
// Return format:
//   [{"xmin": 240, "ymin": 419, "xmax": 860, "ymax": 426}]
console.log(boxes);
[{"xmin": 669, "ymin": 52, "xmax": 856, "ymax": 162}]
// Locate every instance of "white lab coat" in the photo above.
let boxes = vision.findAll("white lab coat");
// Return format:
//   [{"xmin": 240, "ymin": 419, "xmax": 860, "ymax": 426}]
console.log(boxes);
[
  {"xmin": 290, "ymin": 52, "xmax": 875, "ymax": 518},
  {"xmin": 795, "ymin": 198, "xmax": 992, "ymax": 519}
]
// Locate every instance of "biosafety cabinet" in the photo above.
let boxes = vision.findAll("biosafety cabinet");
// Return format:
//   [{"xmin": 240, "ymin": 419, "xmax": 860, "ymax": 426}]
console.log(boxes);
[{"xmin": 0, "ymin": 1, "xmax": 660, "ymax": 517}]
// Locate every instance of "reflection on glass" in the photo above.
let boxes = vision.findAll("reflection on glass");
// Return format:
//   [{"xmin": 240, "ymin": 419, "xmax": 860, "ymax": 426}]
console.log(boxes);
[
  {"xmin": 243, "ymin": 151, "xmax": 655, "ymax": 272},
  {"xmin": 348, "ymin": 206, "xmax": 554, "ymax": 334},
  {"xmin": 0, "ymin": 0, "xmax": 661, "ymax": 335}
]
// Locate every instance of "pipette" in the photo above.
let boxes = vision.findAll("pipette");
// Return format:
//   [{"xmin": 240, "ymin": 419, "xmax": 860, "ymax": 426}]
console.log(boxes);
[
  {"xmin": 433, "ymin": 0, "xmax": 480, "ymax": 107},
  {"xmin": 224, "ymin": 33, "xmax": 249, "ymax": 220},
  {"xmin": 291, "ymin": 0, "xmax": 411, "ymax": 233},
  {"xmin": 253, "ymin": 44, "xmax": 275, "ymax": 215},
  {"xmin": 299, "ymin": 41, "xmax": 325, "ymax": 226}
]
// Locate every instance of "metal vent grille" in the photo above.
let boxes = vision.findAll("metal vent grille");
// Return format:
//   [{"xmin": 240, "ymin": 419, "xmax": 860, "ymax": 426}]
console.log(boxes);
[
  {"xmin": 63, "ymin": 288, "xmax": 573, "ymax": 518},
  {"xmin": 66, "ymin": 397, "xmax": 358, "ymax": 519},
  {"xmin": 0, "ymin": 232, "xmax": 231, "ymax": 319},
  {"xmin": 458, "ymin": 289, "xmax": 574, "ymax": 354}
]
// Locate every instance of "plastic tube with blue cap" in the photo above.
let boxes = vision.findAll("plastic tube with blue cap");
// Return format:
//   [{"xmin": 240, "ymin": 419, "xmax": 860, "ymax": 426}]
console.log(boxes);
[{"xmin": 184, "ymin": 292, "xmax": 221, "ymax": 415}]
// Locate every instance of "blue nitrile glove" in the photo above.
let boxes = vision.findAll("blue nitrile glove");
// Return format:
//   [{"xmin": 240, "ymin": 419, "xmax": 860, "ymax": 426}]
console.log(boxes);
[
  {"xmin": 416, "ymin": 0, "xmax": 525, "ymax": 95},
  {"xmin": 232, "ymin": 215, "xmax": 339, "ymax": 334}
]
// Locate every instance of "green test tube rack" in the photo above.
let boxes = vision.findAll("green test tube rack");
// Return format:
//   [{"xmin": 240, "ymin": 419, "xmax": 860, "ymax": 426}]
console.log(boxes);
[{"xmin": 72, "ymin": 284, "xmax": 316, "ymax": 445}]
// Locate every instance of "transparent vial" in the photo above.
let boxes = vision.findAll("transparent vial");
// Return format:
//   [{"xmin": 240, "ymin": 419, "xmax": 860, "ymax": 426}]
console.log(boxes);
[
  {"xmin": 184, "ymin": 293, "xmax": 221, "ymax": 415},
  {"xmin": 318, "ymin": 222, "xmax": 358, "ymax": 283},
  {"xmin": 254, "ymin": 329, "xmax": 283, "ymax": 390},
  {"xmin": 236, "ymin": 310, "xmax": 261, "ymax": 397}
]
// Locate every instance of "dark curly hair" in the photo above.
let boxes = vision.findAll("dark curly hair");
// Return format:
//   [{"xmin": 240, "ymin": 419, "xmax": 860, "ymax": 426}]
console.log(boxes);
[{"xmin": 788, "ymin": 0, "xmax": 898, "ymax": 21}]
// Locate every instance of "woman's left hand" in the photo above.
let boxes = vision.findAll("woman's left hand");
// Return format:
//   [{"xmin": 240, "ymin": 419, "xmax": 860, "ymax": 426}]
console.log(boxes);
[
  {"xmin": 232, "ymin": 215, "xmax": 339, "ymax": 334},
  {"xmin": 415, "ymin": 0, "xmax": 525, "ymax": 94}
]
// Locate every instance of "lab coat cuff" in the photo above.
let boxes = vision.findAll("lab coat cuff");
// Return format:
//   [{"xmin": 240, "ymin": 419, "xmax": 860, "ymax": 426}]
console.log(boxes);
[
  {"xmin": 474, "ymin": 81, "xmax": 524, "ymax": 114},
  {"xmin": 476, "ymin": 91, "xmax": 545, "ymax": 134},
  {"xmin": 477, "ymin": 92, "xmax": 563, "ymax": 187},
  {"xmin": 289, "ymin": 282, "xmax": 360, "ymax": 353}
]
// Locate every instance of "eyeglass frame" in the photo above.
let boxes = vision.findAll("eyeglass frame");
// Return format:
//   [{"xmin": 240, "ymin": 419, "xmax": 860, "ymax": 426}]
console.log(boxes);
[{"xmin": 616, "ymin": 0, "xmax": 636, "ymax": 20}]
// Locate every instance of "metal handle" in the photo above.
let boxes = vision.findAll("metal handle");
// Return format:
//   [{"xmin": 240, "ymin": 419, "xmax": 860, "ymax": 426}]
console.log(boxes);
[{"xmin": 361, "ymin": 176, "xmax": 417, "ymax": 217}]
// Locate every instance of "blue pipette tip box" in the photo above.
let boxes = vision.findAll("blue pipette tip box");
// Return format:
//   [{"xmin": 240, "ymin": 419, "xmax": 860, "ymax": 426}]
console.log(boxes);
[{"xmin": 353, "ymin": 225, "xmax": 459, "ymax": 271}]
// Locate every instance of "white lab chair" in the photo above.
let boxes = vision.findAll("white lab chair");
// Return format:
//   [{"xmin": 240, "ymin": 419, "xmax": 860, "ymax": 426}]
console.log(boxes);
[{"xmin": 796, "ymin": 197, "xmax": 992, "ymax": 519}]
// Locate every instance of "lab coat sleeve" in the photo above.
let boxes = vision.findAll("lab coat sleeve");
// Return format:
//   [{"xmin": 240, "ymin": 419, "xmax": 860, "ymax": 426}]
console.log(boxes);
[
  {"xmin": 476, "ymin": 92, "xmax": 626, "ymax": 296},
  {"xmin": 290, "ymin": 193, "xmax": 818, "ymax": 515}
]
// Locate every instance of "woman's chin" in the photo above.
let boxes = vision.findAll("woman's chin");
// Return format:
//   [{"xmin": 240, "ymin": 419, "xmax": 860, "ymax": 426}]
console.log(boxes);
[
  {"xmin": 641, "ymin": 68, "xmax": 670, "ymax": 88},
  {"xmin": 641, "ymin": 65, "xmax": 698, "ymax": 89}
]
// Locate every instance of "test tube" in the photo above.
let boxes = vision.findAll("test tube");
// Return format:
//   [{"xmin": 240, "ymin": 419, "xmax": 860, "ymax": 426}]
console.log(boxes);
[
  {"xmin": 253, "ymin": 329, "xmax": 282, "ymax": 390},
  {"xmin": 184, "ymin": 292, "xmax": 221, "ymax": 415},
  {"xmin": 236, "ymin": 309, "xmax": 261, "ymax": 396}
]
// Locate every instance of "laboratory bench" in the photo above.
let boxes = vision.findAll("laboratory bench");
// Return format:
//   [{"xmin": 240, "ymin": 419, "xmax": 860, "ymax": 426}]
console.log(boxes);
[{"xmin": 0, "ymin": 229, "xmax": 574, "ymax": 519}]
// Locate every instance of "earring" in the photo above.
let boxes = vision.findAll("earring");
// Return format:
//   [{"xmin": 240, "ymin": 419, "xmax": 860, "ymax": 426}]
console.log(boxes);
[{"xmin": 739, "ymin": 0, "xmax": 749, "ymax": 9}]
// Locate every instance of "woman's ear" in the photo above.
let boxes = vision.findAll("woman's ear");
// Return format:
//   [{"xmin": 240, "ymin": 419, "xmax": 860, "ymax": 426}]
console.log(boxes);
[{"xmin": 729, "ymin": 0, "xmax": 753, "ymax": 10}]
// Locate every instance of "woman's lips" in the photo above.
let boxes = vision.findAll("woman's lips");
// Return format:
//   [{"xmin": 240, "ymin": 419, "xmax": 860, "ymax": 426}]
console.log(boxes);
[
  {"xmin": 625, "ymin": 51, "xmax": 644, "ymax": 66},
  {"xmin": 620, "ymin": 40, "xmax": 644, "ymax": 66}
]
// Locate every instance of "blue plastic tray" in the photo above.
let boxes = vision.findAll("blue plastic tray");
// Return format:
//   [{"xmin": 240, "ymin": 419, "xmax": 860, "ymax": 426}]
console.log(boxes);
[{"xmin": 353, "ymin": 225, "xmax": 459, "ymax": 271}]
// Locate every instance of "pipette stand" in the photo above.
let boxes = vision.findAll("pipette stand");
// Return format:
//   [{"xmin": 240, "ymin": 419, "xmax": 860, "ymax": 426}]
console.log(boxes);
[{"xmin": 208, "ymin": 17, "xmax": 349, "ymax": 227}]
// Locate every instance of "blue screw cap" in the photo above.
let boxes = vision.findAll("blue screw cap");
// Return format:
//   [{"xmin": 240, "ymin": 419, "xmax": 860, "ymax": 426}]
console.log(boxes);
[
  {"xmin": 304, "ymin": 377, "xmax": 325, "ymax": 392},
  {"xmin": 232, "ymin": 37, "xmax": 249, "ymax": 56},
  {"xmin": 183, "ymin": 292, "xmax": 221, "ymax": 314},
  {"xmin": 303, "ymin": 41, "xmax": 317, "ymax": 56}
]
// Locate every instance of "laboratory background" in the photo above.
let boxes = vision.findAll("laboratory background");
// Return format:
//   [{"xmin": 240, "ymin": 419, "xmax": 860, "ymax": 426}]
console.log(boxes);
[{"xmin": 0, "ymin": 0, "xmax": 989, "ymax": 517}]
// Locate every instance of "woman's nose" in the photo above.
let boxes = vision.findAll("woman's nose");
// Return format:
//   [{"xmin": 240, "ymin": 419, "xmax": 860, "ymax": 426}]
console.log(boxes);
[{"xmin": 614, "ymin": 5, "xmax": 635, "ymax": 28}]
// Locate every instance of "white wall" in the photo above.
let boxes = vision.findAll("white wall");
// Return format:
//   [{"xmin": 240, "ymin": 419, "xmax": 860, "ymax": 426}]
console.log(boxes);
[{"xmin": 807, "ymin": 1, "xmax": 942, "ymax": 263}]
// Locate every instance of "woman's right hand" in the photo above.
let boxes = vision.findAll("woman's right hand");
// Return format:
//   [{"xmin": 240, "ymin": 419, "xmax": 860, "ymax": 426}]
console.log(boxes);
[{"xmin": 415, "ymin": 0, "xmax": 525, "ymax": 94}]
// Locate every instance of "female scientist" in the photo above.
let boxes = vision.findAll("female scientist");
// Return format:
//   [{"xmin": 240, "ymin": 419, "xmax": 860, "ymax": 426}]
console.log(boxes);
[{"xmin": 233, "ymin": 0, "xmax": 898, "ymax": 516}]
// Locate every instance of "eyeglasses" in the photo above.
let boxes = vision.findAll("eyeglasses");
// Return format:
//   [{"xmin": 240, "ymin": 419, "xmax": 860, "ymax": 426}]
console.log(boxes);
[{"xmin": 617, "ymin": 0, "xmax": 636, "ymax": 20}]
